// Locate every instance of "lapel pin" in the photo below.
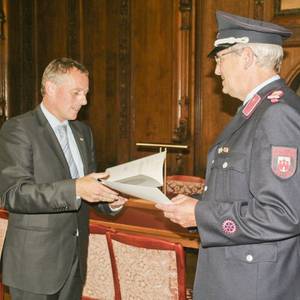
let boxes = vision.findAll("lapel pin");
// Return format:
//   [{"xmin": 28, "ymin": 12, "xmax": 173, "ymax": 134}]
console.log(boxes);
[{"xmin": 80, "ymin": 137, "xmax": 84, "ymax": 141}]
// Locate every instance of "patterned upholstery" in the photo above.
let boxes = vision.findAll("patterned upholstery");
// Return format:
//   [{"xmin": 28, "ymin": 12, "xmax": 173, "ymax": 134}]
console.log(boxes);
[
  {"xmin": 106, "ymin": 231, "xmax": 187, "ymax": 300},
  {"xmin": 166, "ymin": 175, "xmax": 205, "ymax": 196},
  {"xmin": 82, "ymin": 222, "xmax": 115, "ymax": 300}
]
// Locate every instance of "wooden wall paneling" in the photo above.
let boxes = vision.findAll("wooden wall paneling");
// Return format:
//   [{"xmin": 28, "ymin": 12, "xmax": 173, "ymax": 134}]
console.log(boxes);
[
  {"xmin": 263, "ymin": 0, "xmax": 300, "ymax": 88},
  {"xmin": 6, "ymin": 0, "xmax": 73, "ymax": 118},
  {"xmin": 197, "ymin": 0, "xmax": 253, "ymax": 174},
  {"xmin": 131, "ymin": 0, "xmax": 175, "ymax": 149},
  {"xmin": 67, "ymin": 0, "xmax": 83, "ymax": 61},
  {"xmin": 0, "ymin": 0, "xmax": 8, "ymax": 127},
  {"xmin": 7, "ymin": 0, "xmax": 37, "ymax": 117},
  {"xmin": 264, "ymin": 0, "xmax": 300, "ymax": 46},
  {"xmin": 131, "ymin": 0, "xmax": 196, "ymax": 175},
  {"xmin": 81, "ymin": 0, "xmax": 121, "ymax": 171},
  {"xmin": 197, "ymin": 0, "xmax": 300, "ymax": 176},
  {"xmin": 35, "ymin": 1, "xmax": 69, "ymax": 62},
  {"xmin": 35, "ymin": 0, "xmax": 71, "ymax": 105},
  {"xmin": 131, "ymin": 0, "xmax": 176, "ymax": 172},
  {"xmin": 194, "ymin": 0, "xmax": 203, "ymax": 176},
  {"xmin": 116, "ymin": 0, "xmax": 132, "ymax": 165}
]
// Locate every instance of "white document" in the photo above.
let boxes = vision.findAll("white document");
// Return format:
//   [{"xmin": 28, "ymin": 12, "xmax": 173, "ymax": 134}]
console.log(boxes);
[{"xmin": 102, "ymin": 151, "xmax": 171, "ymax": 204}]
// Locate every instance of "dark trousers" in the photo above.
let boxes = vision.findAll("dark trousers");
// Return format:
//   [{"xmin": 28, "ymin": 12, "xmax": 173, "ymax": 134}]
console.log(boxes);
[{"xmin": 9, "ymin": 256, "xmax": 83, "ymax": 300}]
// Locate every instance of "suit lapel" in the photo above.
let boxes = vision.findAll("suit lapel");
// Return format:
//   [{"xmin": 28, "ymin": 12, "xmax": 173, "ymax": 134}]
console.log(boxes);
[{"xmin": 35, "ymin": 106, "xmax": 71, "ymax": 177}]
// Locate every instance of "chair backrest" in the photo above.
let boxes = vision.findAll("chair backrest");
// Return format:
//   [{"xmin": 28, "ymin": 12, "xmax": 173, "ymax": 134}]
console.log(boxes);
[
  {"xmin": 0, "ymin": 210, "xmax": 8, "ymax": 300},
  {"xmin": 166, "ymin": 175, "xmax": 205, "ymax": 196},
  {"xmin": 106, "ymin": 231, "xmax": 186, "ymax": 300},
  {"xmin": 82, "ymin": 222, "xmax": 115, "ymax": 300},
  {"xmin": 0, "ymin": 210, "xmax": 8, "ymax": 255}
]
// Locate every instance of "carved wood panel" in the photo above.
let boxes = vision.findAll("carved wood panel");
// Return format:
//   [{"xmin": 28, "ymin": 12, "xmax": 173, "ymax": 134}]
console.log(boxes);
[
  {"xmin": 0, "ymin": 0, "xmax": 7, "ymax": 127},
  {"xmin": 4, "ymin": 0, "xmax": 300, "ymax": 177},
  {"xmin": 131, "ymin": 0, "xmax": 196, "ymax": 175}
]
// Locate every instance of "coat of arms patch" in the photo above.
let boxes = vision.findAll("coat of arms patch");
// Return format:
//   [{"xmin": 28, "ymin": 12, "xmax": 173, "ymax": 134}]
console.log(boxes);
[{"xmin": 271, "ymin": 146, "xmax": 297, "ymax": 179}]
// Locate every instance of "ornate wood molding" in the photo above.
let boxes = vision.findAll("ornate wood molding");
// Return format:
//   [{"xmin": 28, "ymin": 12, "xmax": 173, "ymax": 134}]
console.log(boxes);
[
  {"xmin": 0, "ymin": 5, "xmax": 4, "ymax": 40},
  {"xmin": 171, "ymin": 0, "xmax": 195, "ymax": 174},
  {"xmin": 0, "ymin": 0, "xmax": 7, "ymax": 126},
  {"xmin": 254, "ymin": 0, "xmax": 265, "ymax": 19},
  {"xmin": 172, "ymin": 0, "xmax": 193, "ymax": 144},
  {"xmin": 118, "ymin": 0, "xmax": 131, "ymax": 139}
]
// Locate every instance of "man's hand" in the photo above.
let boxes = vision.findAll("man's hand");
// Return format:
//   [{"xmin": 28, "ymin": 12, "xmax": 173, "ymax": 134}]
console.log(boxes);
[
  {"xmin": 76, "ymin": 172, "xmax": 123, "ymax": 203},
  {"xmin": 109, "ymin": 196, "xmax": 128, "ymax": 209},
  {"xmin": 155, "ymin": 194, "xmax": 198, "ymax": 227}
]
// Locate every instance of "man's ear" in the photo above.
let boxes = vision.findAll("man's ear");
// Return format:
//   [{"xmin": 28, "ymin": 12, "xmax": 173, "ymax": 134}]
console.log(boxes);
[
  {"xmin": 243, "ymin": 47, "xmax": 255, "ymax": 69},
  {"xmin": 45, "ymin": 80, "xmax": 56, "ymax": 96}
]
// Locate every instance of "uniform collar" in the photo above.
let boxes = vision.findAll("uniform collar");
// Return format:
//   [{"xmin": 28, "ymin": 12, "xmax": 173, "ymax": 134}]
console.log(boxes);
[{"xmin": 243, "ymin": 75, "xmax": 280, "ymax": 106}]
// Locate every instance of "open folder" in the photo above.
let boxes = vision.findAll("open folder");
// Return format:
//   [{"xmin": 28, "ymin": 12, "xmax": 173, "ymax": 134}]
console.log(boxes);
[{"xmin": 101, "ymin": 151, "xmax": 171, "ymax": 204}]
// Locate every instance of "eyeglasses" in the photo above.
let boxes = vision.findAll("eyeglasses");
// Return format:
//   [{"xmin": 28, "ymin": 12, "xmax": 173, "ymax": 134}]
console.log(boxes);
[{"xmin": 214, "ymin": 49, "xmax": 241, "ymax": 64}]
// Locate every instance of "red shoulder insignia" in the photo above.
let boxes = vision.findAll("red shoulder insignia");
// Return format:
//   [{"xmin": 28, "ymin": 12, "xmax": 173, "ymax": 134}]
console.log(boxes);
[
  {"xmin": 267, "ymin": 90, "xmax": 284, "ymax": 103},
  {"xmin": 242, "ymin": 94, "xmax": 262, "ymax": 118}
]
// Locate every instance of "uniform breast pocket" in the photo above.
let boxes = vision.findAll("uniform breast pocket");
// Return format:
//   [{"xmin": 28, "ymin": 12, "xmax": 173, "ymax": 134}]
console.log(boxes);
[
  {"xmin": 206, "ymin": 153, "xmax": 249, "ymax": 202},
  {"xmin": 223, "ymin": 153, "xmax": 250, "ymax": 201}
]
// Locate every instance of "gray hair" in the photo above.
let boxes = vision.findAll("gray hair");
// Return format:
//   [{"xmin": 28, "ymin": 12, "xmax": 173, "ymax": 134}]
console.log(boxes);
[
  {"xmin": 41, "ymin": 57, "xmax": 89, "ymax": 96},
  {"xmin": 232, "ymin": 43, "xmax": 283, "ymax": 73}
]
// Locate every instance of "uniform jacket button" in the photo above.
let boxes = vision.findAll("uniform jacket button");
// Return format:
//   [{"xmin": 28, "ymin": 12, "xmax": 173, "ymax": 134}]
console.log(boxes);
[
  {"xmin": 222, "ymin": 162, "xmax": 228, "ymax": 168},
  {"xmin": 246, "ymin": 254, "xmax": 253, "ymax": 262}
]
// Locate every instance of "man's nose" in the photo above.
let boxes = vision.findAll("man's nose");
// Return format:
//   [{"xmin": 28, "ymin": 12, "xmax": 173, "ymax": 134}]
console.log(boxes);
[
  {"xmin": 214, "ymin": 63, "xmax": 221, "ymax": 76},
  {"xmin": 81, "ymin": 95, "xmax": 87, "ymax": 106}
]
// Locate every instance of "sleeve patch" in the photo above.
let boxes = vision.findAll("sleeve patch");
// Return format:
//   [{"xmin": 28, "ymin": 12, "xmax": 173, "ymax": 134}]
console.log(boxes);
[
  {"xmin": 222, "ymin": 219, "xmax": 237, "ymax": 234},
  {"xmin": 271, "ymin": 146, "xmax": 297, "ymax": 179}
]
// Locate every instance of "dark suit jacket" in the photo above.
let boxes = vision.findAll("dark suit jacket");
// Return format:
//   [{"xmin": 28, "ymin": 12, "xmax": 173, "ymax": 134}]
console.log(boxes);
[
  {"xmin": 0, "ymin": 106, "xmax": 118, "ymax": 294},
  {"xmin": 193, "ymin": 79, "xmax": 300, "ymax": 300}
]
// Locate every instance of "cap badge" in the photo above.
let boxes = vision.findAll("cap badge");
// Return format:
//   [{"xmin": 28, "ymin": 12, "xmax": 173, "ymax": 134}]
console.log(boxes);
[
  {"xmin": 271, "ymin": 146, "xmax": 297, "ymax": 179},
  {"xmin": 242, "ymin": 94, "xmax": 262, "ymax": 118},
  {"xmin": 222, "ymin": 219, "xmax": 237, "ymax": 235},
  {"xmin": 267, "ymin": 90, "xmax": 284, "ymax": 103}
]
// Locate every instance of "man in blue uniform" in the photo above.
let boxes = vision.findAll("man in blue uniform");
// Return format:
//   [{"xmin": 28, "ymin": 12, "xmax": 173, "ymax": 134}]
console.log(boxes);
[{"xmin": 156, "ymin": 11, "xmax": 300, "ymax": 300}]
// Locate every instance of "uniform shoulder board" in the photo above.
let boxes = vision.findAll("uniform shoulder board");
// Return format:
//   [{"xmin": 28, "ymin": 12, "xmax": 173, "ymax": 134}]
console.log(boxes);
[
  {"xmin": 242, "ymin": 94, "xmax": 262, "ymax": 118},
  {"xmin": 267, "ymin": 90, "xmax": 284, "ymax": 103}
]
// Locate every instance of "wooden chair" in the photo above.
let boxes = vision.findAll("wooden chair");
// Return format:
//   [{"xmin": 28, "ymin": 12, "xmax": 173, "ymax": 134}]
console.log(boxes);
[
  {"xmin": 82, "ymin": 222, "xmax": 115, "ymax": 300},
  {"xmin": 0, "ymin": 210, "xmax": 8, "ymax": 300},
  {"xmin": 106, "ymin": 230, "xmax": 187, "ymax": 300}
]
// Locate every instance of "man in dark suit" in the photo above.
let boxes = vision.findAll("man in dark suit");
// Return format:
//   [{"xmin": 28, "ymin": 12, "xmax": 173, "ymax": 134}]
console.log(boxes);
[
  {"xmin": 0, "ymin": 57, "xmax": 127, "ymax": 300},
  {"xmin": 157, "ymin": 11, "xmax": 300, "ymax": 300}
]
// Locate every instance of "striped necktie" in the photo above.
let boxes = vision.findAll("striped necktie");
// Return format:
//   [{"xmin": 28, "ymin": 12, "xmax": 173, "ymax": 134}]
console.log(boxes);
[{"xmin": 56, "ymin": 125, "xmax": 79, "ymax": 179}]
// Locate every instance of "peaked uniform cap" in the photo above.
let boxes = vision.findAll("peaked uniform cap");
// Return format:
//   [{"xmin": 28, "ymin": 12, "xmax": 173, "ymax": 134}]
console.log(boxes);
[{"xmin": 208, "ymin": 10, "xmax": 292, "ymax": 57}]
